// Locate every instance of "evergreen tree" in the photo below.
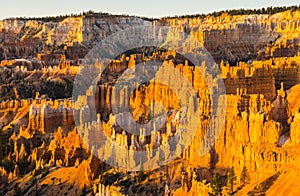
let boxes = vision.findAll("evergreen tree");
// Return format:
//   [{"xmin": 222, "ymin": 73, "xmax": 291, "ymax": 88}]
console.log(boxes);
[
  {"xmin": 0, "ymin": 129, "xmax": 3, "ymax": 159},
  {"xmin": 13, "ymin": 186, "xmax": 22, "ymax": 196},
  {"xmin": 137, "ymin": 171, "xmax": 146, "ymax": 183},
  {"xmin": 226, "ymin": 167, "xmax": 237, "ymax": 195},
  {"xmin": 19, "ymin": 143, "xmax": 27, "ymax": 161},
  {"xmin": 80, "ymin": 184, "xmax": 87, "ymax": 196},
  {"xmin": 240, "ymin": 166, "xmax": 250, "ymax": 187},
  {"xmin": 51, "ymin": 177, "xmax": 55, "ymax": 185},
  {"xmin": 209, "ymin": 173, "xmax": 223, "ymax": 196}
]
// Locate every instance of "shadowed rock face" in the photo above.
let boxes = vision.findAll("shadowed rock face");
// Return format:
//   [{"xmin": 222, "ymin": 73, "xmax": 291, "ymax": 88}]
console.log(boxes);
[
  {"xmin": 271, "ymin": 99, "xmax": 289, "ymax": 129},
  {"xmin": 0, "ymin": 9, "xmax": 300, "ymax": 196}
]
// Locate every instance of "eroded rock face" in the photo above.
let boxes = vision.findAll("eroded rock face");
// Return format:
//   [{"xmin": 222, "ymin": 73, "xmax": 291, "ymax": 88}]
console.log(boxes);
[
  {"xmin": 0, "ymin": 65, "xmax": 78, "ymax": 101},
  {"xmin": 1, "ymin": 11, "xmax": 299, "ymax": 63},
  {"xmin": 287, "ymin": 83, "xmax": 300, "ymax": 115},
  {"xmin": 0, "ymin": 68, "xmax": 295, "ymax": 194},
  {"xmin": 164, "ymin": 11, "xmax": 300, "ymax": 63},
  {"xmin": 1, "ymin": 52, "xmax": 295, "ymax": 193},
  {"xmin": 0, "ymin": 15, "xmax": 150, "ymax": 61},
  {"xmin": 1, "ymin": 10, "xmax": 300, "ymax": 196},
  {"xmin": 68, "ymin": 49, "xmax": 299, "ymax": 189}
]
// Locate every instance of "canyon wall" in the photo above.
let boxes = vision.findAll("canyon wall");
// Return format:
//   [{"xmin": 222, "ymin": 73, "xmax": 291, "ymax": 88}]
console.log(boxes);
[{"xmin": 1, "ymin": 11, "xmax": 299, "ymax": 64}]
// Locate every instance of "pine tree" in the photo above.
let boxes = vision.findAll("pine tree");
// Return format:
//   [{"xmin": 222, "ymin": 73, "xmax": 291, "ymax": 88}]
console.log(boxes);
[
  {"xmin": 226, "ymin": 167, "xmax": 237, "ymax": 195},
  {"xmin": 0, "ymin": 129, "xmax": 3, "ymax": 159},
  {"xmin": 240, "ymin": 166, "xmax": 250, "ymax": 187},
  {"xmin": 137, "ymin": 171, "xmax": 146, "ymax": 183},
  {"xmin": 80, "ymin": 184, "xmax": 87, "ymax": 196},
  {"xmin": 51, "ymin": 177, "xmax": 56, "ymax": 185},
  {"xmin": 209, "ymin": 173, "xmax": 223, "ymax": 196},
  {"xmin": 19, "ymin": 143, "xmax": 27, "ymax": 161}
]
